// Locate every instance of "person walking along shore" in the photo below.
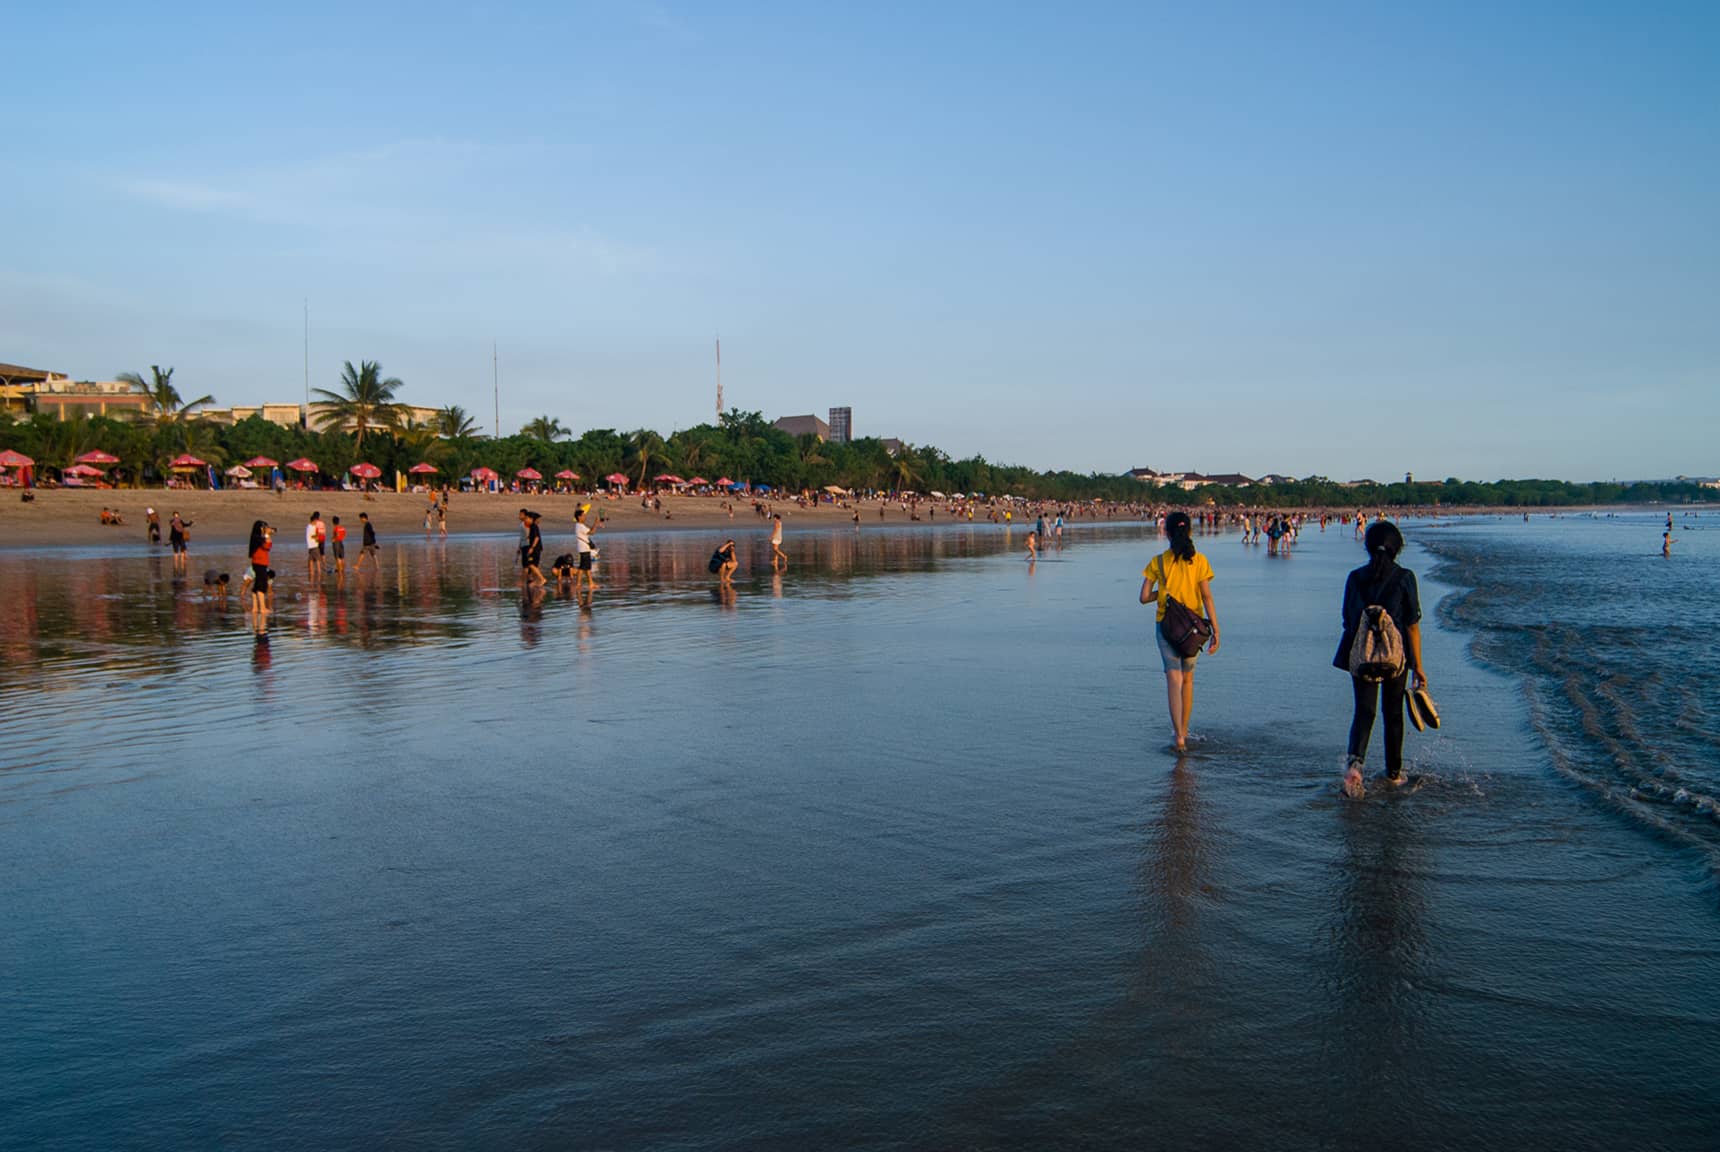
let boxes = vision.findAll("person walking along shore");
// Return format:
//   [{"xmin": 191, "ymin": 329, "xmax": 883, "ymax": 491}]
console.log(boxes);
[
  {"xmin": 1140, "ymin": 511, "xmax": 1220, "ymax": 753},
  {"xmin": 1335, "ymin": 520, "xmax": 1427, "ymax": 797}
]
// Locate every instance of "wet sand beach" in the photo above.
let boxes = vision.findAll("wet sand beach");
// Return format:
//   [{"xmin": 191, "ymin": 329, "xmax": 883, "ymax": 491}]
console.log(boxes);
[
  {"xmin": 0, "ymin": 487, "xmax": 1139, "ymax": 550},
  {"xmin": 2, "ymin": 520, "xmax": 1715, "ymax": 1149}
]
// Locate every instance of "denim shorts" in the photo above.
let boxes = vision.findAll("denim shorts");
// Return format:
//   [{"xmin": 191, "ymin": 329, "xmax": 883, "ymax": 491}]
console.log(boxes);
[{"xmin": 1157, "ymin": 622, "xmax": 1199, "ymax": 673}]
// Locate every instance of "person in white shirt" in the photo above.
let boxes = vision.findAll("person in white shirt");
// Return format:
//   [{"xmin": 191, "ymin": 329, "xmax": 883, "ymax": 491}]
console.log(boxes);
[
  {"xmin": 572, "ymin": 505, "xmax": 598, "ymax": 594},
  {"xmin": 769, "ymin": 514, "xmax": 787, "ymax": 569},
  {"xmin": 305, "ymin": 512, "xmax": 323, "ymax": 580}
]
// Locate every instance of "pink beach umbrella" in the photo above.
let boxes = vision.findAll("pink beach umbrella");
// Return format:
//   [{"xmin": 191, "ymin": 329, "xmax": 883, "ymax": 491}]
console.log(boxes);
[
  {"xmin": 604, "ymin": 472, "xmax": 629, "ymax": 486},
  {"xmin": 687, "ymin": 476, "xmax": 709, "ymax": 486},
  {"xmin": 408, "ymin": 462, "xmax": 439, "ymax": 475},
  {"xmin": 516, "ymin": 467, "xmax": 543, "ymax": 481},
  {"xmin": 554, "ymin": 470, "xmax": 580, "ymax": 481},
  {"xmin": 74, "ymin": 450, "xmax": 120, "ymax": 466},
  {"xmin": 0, "ymin": 449, "xmax": 35, "ymax": 468},
  {"xmin": 349, "ymin": 462, "xmax": 382, "ymax": 480}
]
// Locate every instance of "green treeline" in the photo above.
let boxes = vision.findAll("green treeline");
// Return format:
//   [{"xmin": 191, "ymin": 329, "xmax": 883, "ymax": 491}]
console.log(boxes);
[{"xmin": 3, "ymin": 395, "xmax": 1714, "ymax": 507}]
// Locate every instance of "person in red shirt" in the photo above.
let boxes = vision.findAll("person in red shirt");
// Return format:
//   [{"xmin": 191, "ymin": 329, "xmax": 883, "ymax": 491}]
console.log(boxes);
[
  {"xmin": 330, "ymin": 515, "xmax": 348, "ymax": 577},
  {"xmin": 247, "ymin": 520, "xmax": 274, "ymax": 630}
]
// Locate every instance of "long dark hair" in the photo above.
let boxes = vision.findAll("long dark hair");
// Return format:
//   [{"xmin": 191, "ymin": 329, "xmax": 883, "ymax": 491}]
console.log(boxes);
[
  {"xmin": 1363, "ymin": 519, "xmax": 1404, "ymax": 580},
  {"xmin": 1165, "ymin": 511, "xmax": 1196, "ymax": 562},
  {"xmin": 247, "ymin": 520, "xmax": 267, "ymax": 555}
]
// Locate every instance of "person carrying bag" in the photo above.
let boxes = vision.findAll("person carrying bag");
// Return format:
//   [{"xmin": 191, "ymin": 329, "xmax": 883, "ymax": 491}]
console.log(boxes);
[{"xmin": 1140, "ymin": 511, "xmax": 1221, "ymax": 754}]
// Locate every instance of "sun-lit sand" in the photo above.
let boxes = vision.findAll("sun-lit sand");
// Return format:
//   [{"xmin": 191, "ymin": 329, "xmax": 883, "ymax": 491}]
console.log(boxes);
[{"xmin": 0, "ymin": 488, "xmax": 1129, "ymax": 550}]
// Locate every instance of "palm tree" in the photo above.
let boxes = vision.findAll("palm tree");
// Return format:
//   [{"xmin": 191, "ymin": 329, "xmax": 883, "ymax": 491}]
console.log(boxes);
[
  {"xmin": 521, "ymin": 414, "xmax": 570, "ymax": 442},
  {"xmin": 312, "ymin": 360, "xmax": 403, "ymax": 449},
  {"xmin": 118, "ymin": 365, "xmax": 214, "ymax": 430},
  {"xmin": 891, "ymin": 446, "xmax": 922, "ymax": 494},
  {"xmin": 627, "ymin": 428, "xmax": 666, "ymax": 487},
  {"xmin": 435, "ymin": 405, "xmax": 480, "ymax": 439}
]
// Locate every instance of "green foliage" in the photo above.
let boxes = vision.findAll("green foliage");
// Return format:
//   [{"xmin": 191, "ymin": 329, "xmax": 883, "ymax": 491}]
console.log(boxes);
[
  {"xmin": 3, "ymin": 394, "xmax": 1716, "ymax": 505},
  {"xmin": 312, "ymin": 360, "xmax": 403, "ymax": 449}
]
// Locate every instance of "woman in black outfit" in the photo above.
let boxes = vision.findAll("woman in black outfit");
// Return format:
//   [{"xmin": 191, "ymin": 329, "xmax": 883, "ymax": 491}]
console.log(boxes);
[{"xmin": 1335, "ymin": 520, "xmax": 1426, "ymax": 798}]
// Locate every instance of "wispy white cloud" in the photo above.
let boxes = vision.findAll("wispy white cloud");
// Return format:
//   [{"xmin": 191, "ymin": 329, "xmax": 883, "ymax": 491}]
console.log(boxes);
[
  {"xmin": 121, "ymin": 177, "xmax": 250, "ymax": 213},
  {"xmin": 628, "ymin": 1, "xmax": 697, "ymax": 41}
]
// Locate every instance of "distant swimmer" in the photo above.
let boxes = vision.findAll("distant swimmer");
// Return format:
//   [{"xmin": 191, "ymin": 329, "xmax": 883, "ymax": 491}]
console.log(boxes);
[{"xmin": 1139, "ymin": 511, "xmax": 1220, "ymax": 755}]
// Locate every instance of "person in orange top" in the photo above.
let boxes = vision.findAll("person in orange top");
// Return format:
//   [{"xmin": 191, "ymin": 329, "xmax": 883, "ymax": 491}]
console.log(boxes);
[
  {"xmin": 330, "ymin": 515, "xmax": 348, "ymax": 577},
  {"xmin": 247, "ymin": 520, "xmax": 274, "ymax": 629}
]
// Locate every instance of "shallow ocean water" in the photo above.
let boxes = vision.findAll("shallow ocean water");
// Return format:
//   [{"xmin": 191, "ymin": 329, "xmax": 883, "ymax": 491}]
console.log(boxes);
[{"xmin": 2, "ymin": 518, "xmax": 1717, "ymax": 1149}]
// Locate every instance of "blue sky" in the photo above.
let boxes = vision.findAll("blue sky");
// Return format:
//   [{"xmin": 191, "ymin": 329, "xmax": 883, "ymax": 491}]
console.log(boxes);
[{"xmin": 3, "ymin": 1, "xmax": 1715, "ymax": 480}]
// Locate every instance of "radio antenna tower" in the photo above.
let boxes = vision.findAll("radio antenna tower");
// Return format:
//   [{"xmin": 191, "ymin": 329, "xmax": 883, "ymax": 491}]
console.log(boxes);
[{"xmin": 715, "ymin": 336, "xmax": 723, "ymax": 422}]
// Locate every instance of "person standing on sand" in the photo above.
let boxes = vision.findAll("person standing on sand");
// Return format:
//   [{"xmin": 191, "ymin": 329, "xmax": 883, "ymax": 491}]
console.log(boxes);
[
  {"xmin": 330, "ymin": 516, "xmax": 347, "ymax": 577},
  {"xmin": 355, "ymin": 512, "xmax": 379, "ymax": 572},
  {"xmin": 1140, "ymin": 510, "xmax": 1220, "ymax": 754},
  {"xmin": 306, "ymin": 512, "xmax": 324, "ymax": 580},
  {"xmin": 168, "ymin": 511, "xmax": 192, "ymax": 571},
  {"xmin": 522, "ymin": 511, "xmax": 547, "ymax": 586},
  {"xmin": 769, "ymin": 514, "xmax": 788, "ymax": 569},
  {"xmin": 247, "ymin": 520, "xmax": 273, "ymax": 630},
  {"xmin": 572, "ymin": 505, "xmax": 598, "ymax": 594},
  {"xmin": 1335, "ymin": 520, "xmax": 1426, "ymax": 798}
]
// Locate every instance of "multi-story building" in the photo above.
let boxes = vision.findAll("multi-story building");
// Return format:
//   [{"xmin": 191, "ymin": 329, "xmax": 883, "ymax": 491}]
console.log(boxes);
[
  {"xmin": 828, "ymin": 406, "xmax": 852, "ymax": 444},
  {"xmin": 773, "ymin": 414, "xmax": 830, "ymax": 440},
  {"xmin": 0, "ymin": 366, "xmax": 154, "ymax": 419}
]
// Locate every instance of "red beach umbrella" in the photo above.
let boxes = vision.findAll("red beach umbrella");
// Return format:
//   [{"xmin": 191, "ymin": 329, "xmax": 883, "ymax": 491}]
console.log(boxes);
[
  {"xmin": 349, "ymin": 462, "xmax": 382, "ymax": 479},
  {"xmin": 74, "ymin": 450, "xmax": 120, "ymax": 466},
  {"xmin": 0, "ymin": 449, "xmax": 34, "ymax": 468},
  {"xmin": 687, "ymin": 476, "xmax": 709, "ymax": 486},
  {"xmin": 554, "ymin": 470, "xmax": 580, "ymax": 480},
  {"xmin": 604, "ymin": 472, "xmax": 629, "ymax": 486},
  {"xmin": 516, "ymin": 467, "xmax": 543, "ymax": 481},
  {"xmin": 471, "ymin": 466, "xmax": 499, "ymax": 480},
  {"xmin": 245, "ymin": 455, "xmax": 280, "ymax": 468},
  {"xmin": 63, "ymin": 463, "xmax": 104, "ymax": 477},
  {"xmin": 408, "ymin": 462, "xmax": 439, "ymax": 475},
  {"xmin": 169, "ymin": 453, "xmax": 207, "ymax": 469},
  {"xmin": 285, "ymin": 458, "xmax": 319, "ymax": 472}
]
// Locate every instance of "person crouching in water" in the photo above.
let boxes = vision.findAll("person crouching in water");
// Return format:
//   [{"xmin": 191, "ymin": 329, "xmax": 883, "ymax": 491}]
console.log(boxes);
[
  {"xmin": 1139, "ymin": 511, "xmax": 1220, "ymax": 753},
  {"xmin": 1336, "ymin": 520, "xmax": 1426, "ymax": 797}
]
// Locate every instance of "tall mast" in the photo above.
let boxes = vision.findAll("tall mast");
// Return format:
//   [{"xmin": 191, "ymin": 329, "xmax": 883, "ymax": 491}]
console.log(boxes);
[
  {"xmin": 302, "ymin": 298, "xmax": 309, "ymax": 418},
  {"xmin": 493, "ymin": 342, "xmax": 500, "ymax": 439},
  {"xmin": 715, "ymin": 336, "xmax": 723, "ymax": 422}
]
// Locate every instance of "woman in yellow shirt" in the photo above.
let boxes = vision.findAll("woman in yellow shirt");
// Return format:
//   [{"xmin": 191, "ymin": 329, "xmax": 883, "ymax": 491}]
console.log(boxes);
[{"xmin": 1140, "ymin": 511, "xmax": 1221, "ymax": 753}]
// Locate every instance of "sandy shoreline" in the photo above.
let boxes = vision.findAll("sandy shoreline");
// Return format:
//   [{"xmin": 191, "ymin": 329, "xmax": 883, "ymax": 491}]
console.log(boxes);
[
  {"xmin": 0, "ymin": 488, "xmax": 1143, "ymax": 552},
  {"xmin": 0, "ymin": 488, "xmax": 1629, "ymax": 554}
]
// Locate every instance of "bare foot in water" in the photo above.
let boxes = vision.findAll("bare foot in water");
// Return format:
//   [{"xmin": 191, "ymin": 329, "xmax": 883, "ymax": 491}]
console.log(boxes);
[{"xmin": 1343, "ymin": 758, "xmax": 1366, "ymax": 799}]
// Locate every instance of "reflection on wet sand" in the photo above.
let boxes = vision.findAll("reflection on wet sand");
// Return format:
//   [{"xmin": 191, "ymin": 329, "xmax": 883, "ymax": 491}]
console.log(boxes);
[
  {"xmin": 0, "ymin": 526, "xmax": 1140, "ymax": 689},
  {"xmin": 1317, "ymin": 799, "xmax": 1429, "ymax": 1141}
]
